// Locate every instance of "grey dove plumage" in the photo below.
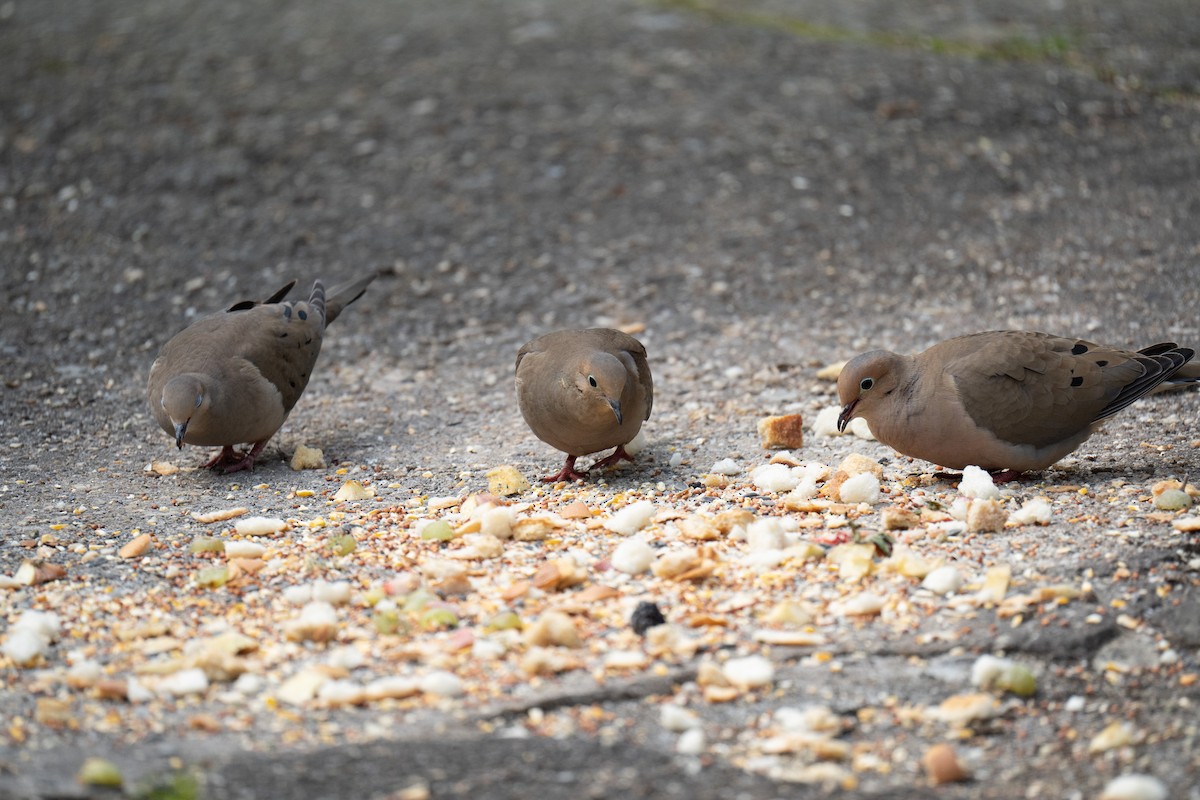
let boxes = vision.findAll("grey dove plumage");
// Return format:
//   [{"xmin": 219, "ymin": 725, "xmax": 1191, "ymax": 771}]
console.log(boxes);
[
  {"xmin": 147, "ymin": 275, "xmax": 375, "ymax": 472},
  {"xmin": 836, "ymin": 330, "xmax": 1198, "ymax": 479},
  {"xmin": 515, "ymin": 328, "xmax": 653, "ymax": 482}
]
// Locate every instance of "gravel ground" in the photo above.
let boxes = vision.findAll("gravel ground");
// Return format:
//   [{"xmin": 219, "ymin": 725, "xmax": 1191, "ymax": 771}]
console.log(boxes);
[{"xmin": 2, "ymin": 0, "xmax": 1200, "ymax": 798}]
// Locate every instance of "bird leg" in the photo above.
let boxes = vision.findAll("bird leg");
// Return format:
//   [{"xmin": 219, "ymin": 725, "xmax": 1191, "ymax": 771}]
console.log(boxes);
[
  {"xmin": 933, "ymin": 468, "xmax": 1026, "ymax": 484},
  {"xmin": 590, "ymin": 445, "xmax": 635, "ymax": 472},
  {"xmin": 200, "ymin": 441, "xmax": 269, "ymax": 473},
  {"xmin": 541, "ymin": 454, "xmax": 589, "ymax": 483},
  {"xmin": 201, "ymin": 446, "xmax": 244, "ymax": 470},
  {"xmin": 219, "ymin": 440, "xmax": 269, "ymax": 474}
]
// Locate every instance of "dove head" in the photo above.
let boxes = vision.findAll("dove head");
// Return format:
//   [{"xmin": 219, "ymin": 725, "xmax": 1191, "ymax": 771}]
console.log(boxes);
[
  {"xmin": 577, "ymin": 353, "xmax": 628, "ymax": 425},
  {"xmin": 161, "ymin": 374, "xmax": 210, "ymax": 448},
  {"xmin": 836, "ymin": 350, "xmax": 904, "ymax": 432}
]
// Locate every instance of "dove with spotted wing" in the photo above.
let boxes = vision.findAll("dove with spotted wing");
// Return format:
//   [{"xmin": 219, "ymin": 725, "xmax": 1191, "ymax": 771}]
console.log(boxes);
[
  {"xmin": 836, "ymin": 331, "xmax": 1198, "ymax": 479},
  {"xmin": 147, "ymin": 275, "xmax": 375, "ymax": 472}
]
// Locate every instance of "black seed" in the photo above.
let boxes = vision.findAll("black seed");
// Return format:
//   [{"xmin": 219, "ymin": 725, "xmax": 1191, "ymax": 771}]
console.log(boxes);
[
  {"xmin": 1071, "ymin": 376, "xmax": 1083, "ymax": 387},
  {"xmin": 1071, "ymin": 343, "xmax": 1088, "ymax": 355},
  {"xmin": 630, "ymin": 601, "xmax": 666, "ymax": 636}
]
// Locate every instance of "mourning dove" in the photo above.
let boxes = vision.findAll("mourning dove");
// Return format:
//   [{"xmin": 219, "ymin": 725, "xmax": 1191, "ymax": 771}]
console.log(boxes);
[
  {"xmin": 147, "ymin": 275, "xmax": 375, "ymax": 472},
  {"xmin": 836, "ymin": 331, "xmax": 1198, "ymax": 479},
  {"xmin": 515, "ymin": 328, "xmax": 654, "ymax": 482}
]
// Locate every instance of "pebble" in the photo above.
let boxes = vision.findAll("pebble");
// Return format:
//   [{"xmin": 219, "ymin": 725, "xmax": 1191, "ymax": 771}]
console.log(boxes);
[
  {"xmin": 629, "ymin": 600, "xmax": 667, "ymax": 635},
  {"xmin": 118, "ymin": 533, "xmax": 152, "ymax": 559},
  {"xmin": 605, "ymin": 501, "xmax": 656, "ymax": 535},
  {"xmin": 77, "ymin": 757, "xmax": 123, "ymax": 788},
  {"xmin": 922, "ymin": 565, "xmax": 964, "ymax": 595},
  {"xmin": 224, "ymin": 541, "xmax": 266, "ymax": 559},
  {"xmin": 524, "ymin": 611, "xmax": 581, "ymax": 648},
  {"xmin": 1089, "ymin": 720, "xmax": 1135, "ymax": 753},
  {"xmin": 1099, "ymin": 775, "xmax": 1168, "ymax": 800},
  {"xmin": 364, "ymin": 676, "xmax": 421, "ymax": 701},
  {"xmin": 157, "ymin": 668, "xmax": 209, "ymax": 697},
  {"xmin": 660, "ymin": 704, "xmax": 700, "ymax": 732},
  {"xmin": 285, "ymin": 601, "xmax": 339, "ymax": 642},
  {"xmin": 921, "ymin": 743, "xmax": 969, "ymax": 784},
  {"xmin": 283, "ymin": 584, "xmax": 313, "ymax": 605},
  {"xmin": 126, "ymin": 678, "xmax": 154, "ymax": 704},
  {"xmin": 838, "ymin": 472, "xmax": 880, "ymax": 504},
  {"xmin": 232, "ymin": 673, "xmax": 265, "ymax": 696},
  {"xmin": 327, "ymin": 645, "xmax": 365, "ymax": 671},
  {"xmin": 318, "ymin": 679, "xmax": 365, "ymax": 706},
  {"xmin": 277, "ymin": 668, "xmax": 329, "ymax": 706},
  {"xmin": 836, "ymin": 592, "xmax": 884, "ymax": 617},
  {"xmin": 312, "ymin": 579, "xmax": 352, "ymax": 605},
  {"xmin": 419, "ymin": 670, "xmax": 465, "ymax": 697},
  {"xmin": 761, "ymin": 599, "xmax": 814, "ymax": 627},
  {"xmin": 928, "ymin": 692, "xmax": 999, "ymax": 725},
  {"xmin": 603, "ymin": 650, "xmax": 648, "ymax": 670},
  {"xmin": 722, "ymin": 655, "xmax": 775, "ymax": 689},
  {"xmin": 611, "ymin": 537, "xmax": 655, "ymax": 574},
  {"xmin": 958, "ymin": 466, "xmax": 1001, "ymax": 499},
  {"xmin": 676, "ymin": 728, "xmax": 706, "ymax": 755}
]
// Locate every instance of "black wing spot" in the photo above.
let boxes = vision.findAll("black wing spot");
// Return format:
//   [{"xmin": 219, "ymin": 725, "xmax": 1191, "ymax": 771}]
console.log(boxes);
[
  {"xmin": 278, "ymin": 332, "xmax": 288, "ymax": 338},
  {"xmin": 1070, "ymin": 376, "xmax": 1084, "ymax": 387},
  {"xmin": 289, "ymin": 381, "xmax": 297, "ymax": 388},
  {"xmin": 1096, "ymin": 360, "xmax": 1108, "ymax": 367},
  {"xmin": 1071, "ymin": 343, "xmax": 1088, "ymax": 355}
]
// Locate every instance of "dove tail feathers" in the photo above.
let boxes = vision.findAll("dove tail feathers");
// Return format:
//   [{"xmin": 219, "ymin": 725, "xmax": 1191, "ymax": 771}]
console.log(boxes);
[
  {"xmin": 324, "ymin": 273, "xmax": 377, "ymax": 325},
  {"xmin": 1100, "ymin": 344, "xmax": 1196, "ymax": 414},
  {"xmin": 307, "ymin": 280, "xmax": 328, "ymax": 325},
  {"xmin": 1160, "ymin": 356, "xmax": 1200, "ymax": 387}
]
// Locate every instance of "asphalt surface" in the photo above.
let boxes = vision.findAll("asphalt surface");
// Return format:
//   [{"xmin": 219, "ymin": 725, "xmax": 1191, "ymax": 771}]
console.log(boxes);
[{"xmin": 2, "ymin": 0, "xmax": 1200, "ymax": 797}]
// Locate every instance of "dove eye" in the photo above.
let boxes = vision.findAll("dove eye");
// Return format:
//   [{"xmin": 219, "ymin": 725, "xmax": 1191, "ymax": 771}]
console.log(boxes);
[
  {"xmin": 859, "ymin": 377, "xmax": 874, "ymax": 392},
  {"xmin": 587, "ymin": 375, "xmax": 598, "ymax": 388}
]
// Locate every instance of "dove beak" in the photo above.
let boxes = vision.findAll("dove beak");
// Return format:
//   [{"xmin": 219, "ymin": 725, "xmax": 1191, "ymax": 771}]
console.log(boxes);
[
  {"xmin": 609, "ymin": 400, "xmax": 623, "ymax": 426},
  {"xmin": 174, "ymin": 422, "xmax": 188, "ymax": 449},
  {"xmin": 836, "ymin": 400, "xmax": 858, "ymax": 433}
]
